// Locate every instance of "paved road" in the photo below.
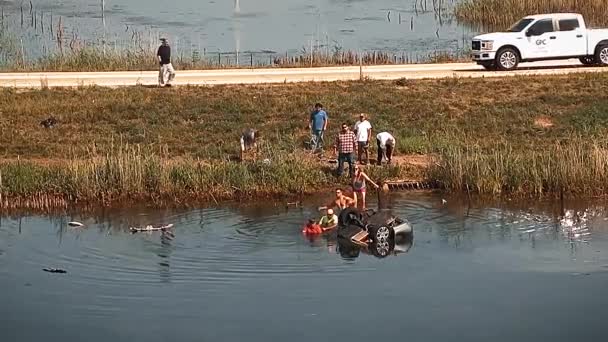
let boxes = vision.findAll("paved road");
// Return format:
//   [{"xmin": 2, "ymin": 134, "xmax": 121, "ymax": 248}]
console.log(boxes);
[{"xmin": 0, "ymin": 59, "xmax": 605, "ymax": 88}]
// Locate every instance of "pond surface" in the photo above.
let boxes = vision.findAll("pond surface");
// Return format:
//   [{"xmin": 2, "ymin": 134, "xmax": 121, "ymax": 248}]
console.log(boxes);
[
  {"xmin": 1, "ymin": 193, "xmax": 608, "ymax": 341},
  {"xmin": 1, "ymin": 0, "xmax": 474, "ymax": 61}
]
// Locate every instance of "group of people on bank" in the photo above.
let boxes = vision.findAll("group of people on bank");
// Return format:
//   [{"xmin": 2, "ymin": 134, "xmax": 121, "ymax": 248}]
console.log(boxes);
[
  {"xmin": 309, "ymin": 103, "xmax": 396, "ymax": 174},
  {"xmin": 240, "ymin": 103, "xmax": 396, "ymax": 223},
  {"xmin": 155, "ymin": 39, "xmax": 394, "ymax": 236}
]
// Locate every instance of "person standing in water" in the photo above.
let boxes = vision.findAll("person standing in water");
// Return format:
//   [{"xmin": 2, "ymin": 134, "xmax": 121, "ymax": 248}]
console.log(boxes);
[
  {"xmin": 318, "ymin": 208, "xmax": 338, "ymax": 230},
  {"xmin": 318, "ymin": 188, "xmax": 356, "ymax": 212},
  {"xmin": 352, "ymin": 166, "xmax": 379, "ymax": 209},
  {"xmin": 157, "ymin": 38, "xmax": 176, "ymax": 87}
]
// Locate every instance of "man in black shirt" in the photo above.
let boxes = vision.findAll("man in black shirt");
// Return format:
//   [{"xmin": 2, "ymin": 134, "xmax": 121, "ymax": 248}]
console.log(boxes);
[{"xmin": 157, "ymin": 38, "xmax": 176, "ymax": 87}]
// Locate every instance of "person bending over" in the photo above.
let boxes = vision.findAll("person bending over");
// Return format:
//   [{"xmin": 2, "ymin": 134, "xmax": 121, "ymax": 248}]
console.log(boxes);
[{"xmin": 376, "ymin": 131, "xmax": 395, "ymax": 165}]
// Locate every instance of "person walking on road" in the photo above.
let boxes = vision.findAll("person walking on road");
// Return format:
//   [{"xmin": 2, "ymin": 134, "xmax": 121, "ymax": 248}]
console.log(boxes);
[
  {"xmin": 334, "ymin": 123, "xmax": 357, "ymax": 178},
  {"xmin": 376, "ymin": 131, "xmax": 396, "ymax": 165},
  {"xmin": 157, "ymin": 38, "xmax": 176, "ymax": 87},
  {"xmin": 353, "ymin": 113, "xmax": 372, "ymax": 164},
  {"xmin": 309, "ymin": 103, "xmax": 328, "ymax": 151}
]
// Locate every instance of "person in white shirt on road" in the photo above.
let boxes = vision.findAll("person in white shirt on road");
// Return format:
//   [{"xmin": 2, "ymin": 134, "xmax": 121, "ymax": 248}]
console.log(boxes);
[
  {"xmin": 376, "ymin": 132, "xmax": 395, "ymax": 165},
  {"xmin": 353, "ymin": 113, "xmax": 372, "ymax": 165}
]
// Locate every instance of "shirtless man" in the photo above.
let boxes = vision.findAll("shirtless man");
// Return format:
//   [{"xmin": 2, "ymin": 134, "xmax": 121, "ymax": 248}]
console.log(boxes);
[{"xmin": 318, "ymin": 188, "xmax": 356, "ymax": 212}]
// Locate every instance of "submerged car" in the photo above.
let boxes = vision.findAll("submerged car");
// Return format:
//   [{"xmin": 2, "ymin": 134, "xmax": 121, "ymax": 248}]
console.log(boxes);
[
  {"xmin": 337, "ymin": 233, "xmax": 413, "ymax": 259},
  {"xmin": 337, "ymin": 207, "xmax": 413, "ymax": 246}
]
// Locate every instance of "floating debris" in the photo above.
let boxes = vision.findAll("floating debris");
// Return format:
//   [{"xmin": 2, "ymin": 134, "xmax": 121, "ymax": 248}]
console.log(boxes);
[
  {"xmin": 68, "ymin": 221, "xmax": 84, "ymax": 227},
  {"xmin": 129, "ymin": 223, "xmax": 174, "ymax": 233},
  {"xmin": 43, "ymin": 268, "xmax": 66, "ymax": 274}
]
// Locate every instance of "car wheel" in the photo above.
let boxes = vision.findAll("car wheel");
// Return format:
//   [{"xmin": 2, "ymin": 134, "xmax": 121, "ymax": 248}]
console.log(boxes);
[
  {"xmin": 368, "ymin": 224, "xmax": 394, "ymax": 243},
  {"xmin": 595, "ymin": 45, "xmax": 608, "ymax": 66},
  {"xmin": 579, "ymin": 56, "xmax": 596, "ymax": 65},
  {"xmin": 338, "ymin": 207, "xmax": 363, "ymax": 227},
  {"xmin": 370, "ymin": 239, "xmax": 394, "ymax": 258},
  {"xmin": 495, "ymin": 48, "xmax": 519, "ymax": 71}
]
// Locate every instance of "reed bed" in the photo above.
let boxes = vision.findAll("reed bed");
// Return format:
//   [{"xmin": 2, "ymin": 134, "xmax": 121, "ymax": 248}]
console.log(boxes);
[
  {"xmin": 431, "ymin": 141, "xmax": 608, "ymax": 196},
  {"xmin": 455, "ymin": 0, "xmax": 608, "ymax": 29},
  {"xmin": 0, "ymin": 144, "xmax": 401, "ymax": 209}
]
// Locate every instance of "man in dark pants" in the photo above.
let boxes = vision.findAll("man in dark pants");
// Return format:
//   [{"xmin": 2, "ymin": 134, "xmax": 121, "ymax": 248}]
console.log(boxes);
[
  {"xmin": 309, "ymin": 103, "xmax": 328, "ymax": 151},
  {"xmin": 376, "ymin": 131, "xmax": 395, "ymax": 165},
  {"xmin": 157, "ymin": 38, "xmax": 176, "ymax": 87},
  {"xmin": 334, "ymin": 123, "xmax": 357, "ymax": 177}
]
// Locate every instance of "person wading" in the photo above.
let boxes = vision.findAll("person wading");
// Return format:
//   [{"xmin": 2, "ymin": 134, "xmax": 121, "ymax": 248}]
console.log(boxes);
[
  {"xmin": 334, "ymin": 123, "xmax": 357, "ymax": 178},
  {"xmin": 318, "ymin": 188, "xmax": 356, "ymax": 212},
  {"xmin": 353, "ymin": 113, "xmax": 372, "ymax": 165},
  {"xmin": 352, "ymin": 165, "xmax": 379, "ymax": 209},
  {"xmin": 157, "ymin": 38, "xmax": 176, "ymax": 87}
]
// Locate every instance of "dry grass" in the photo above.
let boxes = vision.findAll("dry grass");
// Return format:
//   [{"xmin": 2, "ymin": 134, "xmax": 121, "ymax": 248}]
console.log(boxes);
[
  {"xmin": 2, "ymin": 73, "xmax": 608, "ymax": 206},
  {"xmin": 455, "ymin": 0, "xmax": 608, "ymax": 29}
]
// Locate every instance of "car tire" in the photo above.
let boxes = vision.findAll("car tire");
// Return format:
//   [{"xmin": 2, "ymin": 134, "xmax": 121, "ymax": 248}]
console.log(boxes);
[
  {"xmin": 595, "ymin": 45, "xmax": 608, "ymax": 66},
  {"xmin": 338, "ymin": 207, "xmax": 363, "ymax": 227},
  {"xmin": 370, "ymin": 239, "xmax": 395, "ymax": 259},
  {"xmin": 579, "ymin": 56, "xmax": 596, "ymax": 65},
  {"xmin": 367, "ymin": 224, "xmax": 395, "ymax": 243},
  {"xmin": 495, "ymin": 48, "xmax": 519, "ymax": 71}
]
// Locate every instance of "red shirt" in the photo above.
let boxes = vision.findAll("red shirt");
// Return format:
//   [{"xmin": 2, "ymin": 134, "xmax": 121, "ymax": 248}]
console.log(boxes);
[
  {"xmin": 302, "ymin": 224, "xmax": 323, "ymax": 234},
  {"xmin": 335, "ymin": 131, "xmax": 357, "ymax": 154}
]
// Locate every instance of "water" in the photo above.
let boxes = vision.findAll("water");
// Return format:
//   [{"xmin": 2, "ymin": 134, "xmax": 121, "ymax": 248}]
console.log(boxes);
[
  {"xmin": 1, "ymin": 193, "xmax": 608, "ymax": 341},
  {"xmin": 0, "ymin": 0, "xmax": 472, "ymax": 62}
]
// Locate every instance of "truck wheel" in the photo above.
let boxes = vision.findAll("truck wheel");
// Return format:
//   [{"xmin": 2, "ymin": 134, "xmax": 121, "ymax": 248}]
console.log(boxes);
[
  {"xmin": 579, "ymin": 56, "xmax": 596, "ymax": 65},
  {"xmin": 595, "ymin": 45, "xmax": 608, "ymax": 66},
  {"xmin": 495, "ymin": 48, "xmax": 519, "ymax": 71}
]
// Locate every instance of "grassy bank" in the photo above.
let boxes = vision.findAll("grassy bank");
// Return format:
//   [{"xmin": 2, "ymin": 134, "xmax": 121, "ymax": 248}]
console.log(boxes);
[
  {"xmin": 2, "ymin": 73, "xmax": 608, "ymax": 207},
  {"xmin": 455, "ymin": 0, "xmax": 608, "ymax": 29}
]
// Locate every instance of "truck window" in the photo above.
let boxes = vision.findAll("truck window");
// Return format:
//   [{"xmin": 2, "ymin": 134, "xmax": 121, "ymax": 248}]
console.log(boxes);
[
  {"xmin": 508, "ymin": 18, "xmax": 534, "ymax": 32},
  {"xmin": 528, "ymin": 19, "xmax": 554, "ymax": 35},
  {"xmin": 559, "ymin": 19, "xmax": 580, "ymax": 31}
]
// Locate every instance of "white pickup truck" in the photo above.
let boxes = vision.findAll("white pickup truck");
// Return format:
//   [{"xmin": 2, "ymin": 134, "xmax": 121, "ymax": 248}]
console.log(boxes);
[{"xmin": 471, "ymin": 13, "xmax": 608, "ymax": 70}]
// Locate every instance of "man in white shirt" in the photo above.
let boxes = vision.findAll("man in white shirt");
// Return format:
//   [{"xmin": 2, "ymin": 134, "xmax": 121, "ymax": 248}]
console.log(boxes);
[
  {"xmin": 376, "ymin": 132, "xmax": 395, "ymax": 165},
  {"xmin": 353, "ymin": 113, "xmax": 372, "ymax": 164}
]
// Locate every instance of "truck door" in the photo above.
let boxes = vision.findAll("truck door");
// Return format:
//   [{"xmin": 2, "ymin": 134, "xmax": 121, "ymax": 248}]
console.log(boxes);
[
  {"xmin": 553, "ymin": 18, "xmax": 587, "ymax": 57},
  {"xmin": 524, "ymin": 19, "xmax": 557, "ymax": 59}
]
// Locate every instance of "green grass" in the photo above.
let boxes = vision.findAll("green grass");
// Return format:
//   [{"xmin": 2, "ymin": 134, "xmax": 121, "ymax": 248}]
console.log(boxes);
[{"xmin": 2, "ymin": 73, "xmax": 608, "ymax": 207}]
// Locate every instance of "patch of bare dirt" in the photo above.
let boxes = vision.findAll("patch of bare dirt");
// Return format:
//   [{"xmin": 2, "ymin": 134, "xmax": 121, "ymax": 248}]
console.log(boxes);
[{"xmin": 392, "ymin": 154, "xmax": 435, "ymax": 168}]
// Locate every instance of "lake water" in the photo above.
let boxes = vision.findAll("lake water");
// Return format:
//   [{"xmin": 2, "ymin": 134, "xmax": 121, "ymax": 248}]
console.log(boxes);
[
  {"xmin": 1, "ymin": 193, "xmax": 608, "ymax": 341},
  {"xmin": 1, "ymin": 0, "xmax": 474, "ymax": 61}
]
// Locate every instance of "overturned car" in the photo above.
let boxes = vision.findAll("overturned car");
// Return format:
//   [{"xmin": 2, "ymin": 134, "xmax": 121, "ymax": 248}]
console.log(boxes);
[{"xmin": 337, "ymin": 207, "xmax": 413, "ymax": 250}]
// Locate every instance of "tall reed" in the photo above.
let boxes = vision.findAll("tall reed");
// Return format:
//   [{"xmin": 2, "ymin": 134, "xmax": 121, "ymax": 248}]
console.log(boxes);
[
  {"xmin": 430, "ymin": 140, "xmax": 608, "ymax": 196},
  {"xmin": 455, "ymin": 0, "xmax": 608, "ymax": 30},
  {"xmin": 0, "ymin": 144, "xmax": 401, "ymax": 209}
]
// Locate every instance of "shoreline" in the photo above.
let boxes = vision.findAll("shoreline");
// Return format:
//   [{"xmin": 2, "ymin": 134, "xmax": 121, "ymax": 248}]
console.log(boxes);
[{"xmin": 2, "ymin": 73, "xmax": 608, "ymax": 209}]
